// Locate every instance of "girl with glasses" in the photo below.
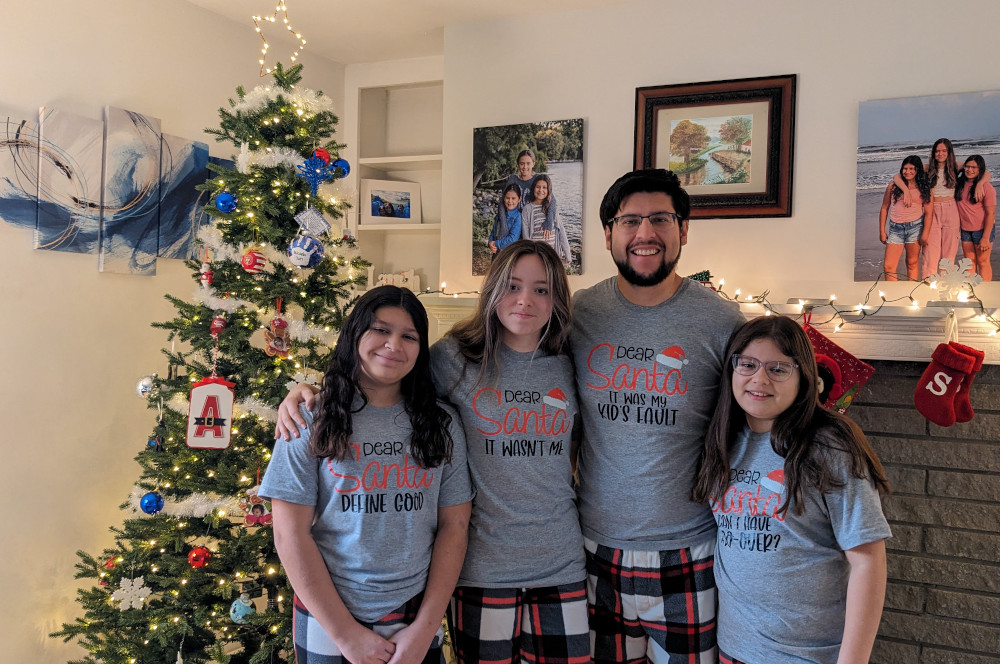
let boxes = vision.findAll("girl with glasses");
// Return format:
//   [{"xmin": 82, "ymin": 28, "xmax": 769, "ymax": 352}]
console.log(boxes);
[
  {"xmin": 692, "ymin": 315, "xmax": 891, "ymax": 664},
  {"xmin": 955, "ymin": 154, "xmax": 996, "ymax": 280}
]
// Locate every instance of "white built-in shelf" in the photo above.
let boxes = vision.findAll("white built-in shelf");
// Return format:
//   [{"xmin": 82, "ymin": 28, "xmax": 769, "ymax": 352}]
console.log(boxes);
[
  {"xmin": 358, "ymin": 154, "xmax": 443, "ymax": 171},
  {"xmin": 356, "ymin": 223, "xmax": 442, "ymax": 232}
]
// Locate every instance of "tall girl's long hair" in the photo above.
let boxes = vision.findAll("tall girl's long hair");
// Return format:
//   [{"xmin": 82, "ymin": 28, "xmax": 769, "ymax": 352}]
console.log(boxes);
[
  {"xmin": 955, "ymin": 154, "xmax": 987, "ymax": 203},
  {"xmin": 891, "ymin": 155, "xmax": 930, "ymax": 205},
  {"xmin": 448, "ymin": 240, "xmax": 571, "ymax": 385},
  {"xmin": 692, "ymin": 316, "xmax": 890, "ymax": 515},
  {"xmin": 530, "ymin": 174, "xmax": 554, "ymax": 216},
  {"xmin": 928, "ymin": 138, "xmax": 958, "ymax": 190},
  {"xmin": 308, "ymin": 285, "xmax": 452, "ymax": 467}
]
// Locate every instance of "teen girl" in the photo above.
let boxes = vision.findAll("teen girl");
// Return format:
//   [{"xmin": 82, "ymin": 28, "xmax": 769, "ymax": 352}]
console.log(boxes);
[
  {"xmin": 262, "ymin": 285, "xmax": 473, "ymax": 664},
  {"xmin": 521, "ymin": 175, "xmax": 572, "ymax": 263},
  {"xmin": 276, "ymin": 243, "xmax": 587, "ymax": 664},
  {"xmin": 488, "ymin": 184, "xmax": 523, "ymax": 256},
  {"xmin": 955, "ymin": 154, "xmax": 996, "ymax": 280},
  {"xmin": 878, "ymin": 155, "xmax": 931, "ymax": 280},
  {"xmin": 692, "ymin": 315, "xmax": 891, "ymax": 664},
  {"xmin": 430, "ymin": 240, "xmax": 587, "ymax": 664}
]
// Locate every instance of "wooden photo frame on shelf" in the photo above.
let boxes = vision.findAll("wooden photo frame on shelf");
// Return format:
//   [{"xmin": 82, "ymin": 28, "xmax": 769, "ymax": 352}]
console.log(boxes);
[
  {"xmin": 634, "ymin": 74, "xmax": 796, "ymax": 218},
  {"xmin": 360, "ymin": 179, "xmax": 422, "ymax": 225}
]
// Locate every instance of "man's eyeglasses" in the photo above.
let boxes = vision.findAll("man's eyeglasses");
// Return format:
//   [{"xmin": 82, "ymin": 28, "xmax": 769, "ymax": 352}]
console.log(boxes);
[
  {"xmin": 608, "ymin": 213, "xmax": 681, "ymax": 232},
  {"xmin": 731, "ymin": 354, "xmax": 799, "ymax": 381}
]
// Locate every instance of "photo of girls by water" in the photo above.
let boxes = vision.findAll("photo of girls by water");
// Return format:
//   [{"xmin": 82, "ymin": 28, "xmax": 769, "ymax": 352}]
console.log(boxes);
[
  {"xmin": 472, "ymin": 119, "xmax": 584, "ymax": 275},
  {"xmin": 855, "ymin": 90, "xmax": 1000, "ymax": 281},
  {"xmin": 878, "ymin": 155, "xmax": 931, "ymax": 281}
]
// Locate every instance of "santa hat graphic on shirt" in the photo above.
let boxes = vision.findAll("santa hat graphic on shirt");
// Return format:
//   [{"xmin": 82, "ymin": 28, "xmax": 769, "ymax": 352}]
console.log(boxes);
[
  {"xmin": 656, "ymin": 346, "xmax": 688, "ymax": 371},
  {"xmin": 761, "ymin": 469, "xmax": 785, "ymax": 495},
  {"xmin": 542, "ymin": 388, "xmax": 567, "ymax": 411}
]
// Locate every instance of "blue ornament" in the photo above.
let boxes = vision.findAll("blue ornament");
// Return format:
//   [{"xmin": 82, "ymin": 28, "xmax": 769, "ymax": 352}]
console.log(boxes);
[
  {"xmin": 140, "ymin": 491, "xmax": 164, "ymax": 515},
  {"xmin": 296, "ymin": 156, "xmax": 337, "ymax": 197},
  {"xmin": 287, "ymin": 234, "xmax": 325, "ymax": 268},
  {"xmin": 230, "ymin": 594, "xmax": 257, "ymax": 624},
  {"xmin": 215, "ymin": 192, "xmax": 237, "ymax": 213},
  {"xmin": 330, "ymin": 158, "xmax": 350, "ymax": 178}
]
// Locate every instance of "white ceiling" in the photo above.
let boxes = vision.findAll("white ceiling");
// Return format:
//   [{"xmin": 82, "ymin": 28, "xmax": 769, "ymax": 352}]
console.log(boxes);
[{"xmin": 184, "ymin": 0, "xmax": 635, "ymax": 65}]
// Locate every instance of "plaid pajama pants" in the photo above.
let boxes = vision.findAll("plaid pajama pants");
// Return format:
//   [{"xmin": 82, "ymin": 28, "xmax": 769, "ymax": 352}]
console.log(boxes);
[
  {"xmin": 718, "ymin": 650, "xmax": 746, "ymax": 664},
  {"xmin": 450, "ymin": 581, "xmax": 591, "ymax": 664},
  {"xmin": 585, "ymin": 537, "xmax": 717, "ymax": 664},
  {"xmin": 292, "ymin": 594, "xmax": 445, "ymax": 664}
]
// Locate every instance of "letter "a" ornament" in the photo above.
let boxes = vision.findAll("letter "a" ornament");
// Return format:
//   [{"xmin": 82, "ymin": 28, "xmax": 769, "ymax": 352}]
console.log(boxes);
[{"xmin": 186, "ymin": 376, "xmax": 236, "ymax": 449}]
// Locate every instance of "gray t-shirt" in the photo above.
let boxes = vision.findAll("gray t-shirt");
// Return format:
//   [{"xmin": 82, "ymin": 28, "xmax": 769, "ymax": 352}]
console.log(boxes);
[
  {"xmin": 713, "ymin": 427, "xmax": 891, "ymax": 664},
  {"xmin": 259, "ymin": 400, "xmax": 473, "ymax": 623},
  {"xmin": 570, "ymin": 277, "xmax": 745, "ymax": 550},
  {"xmin": 430, "ymin": 336, "xmax": 585, "ymax": 588}
]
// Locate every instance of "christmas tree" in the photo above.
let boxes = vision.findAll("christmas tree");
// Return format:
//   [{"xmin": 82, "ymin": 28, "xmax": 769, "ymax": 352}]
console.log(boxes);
[{"xmin": 51, "ymin": 62, "xmax": 369, "ymax": 664}]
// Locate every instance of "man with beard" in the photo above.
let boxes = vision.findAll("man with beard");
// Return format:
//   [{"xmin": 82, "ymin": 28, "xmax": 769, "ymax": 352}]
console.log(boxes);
[{"xmin": 572, "ymin": 169, "xmax": 744, "ymax": 663}]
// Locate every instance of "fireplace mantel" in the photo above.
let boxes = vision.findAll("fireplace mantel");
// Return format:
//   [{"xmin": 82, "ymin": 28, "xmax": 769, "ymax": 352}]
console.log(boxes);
[{"xmin": 421, "ymin": 296, "xmax": 1000, "ymax": 365}]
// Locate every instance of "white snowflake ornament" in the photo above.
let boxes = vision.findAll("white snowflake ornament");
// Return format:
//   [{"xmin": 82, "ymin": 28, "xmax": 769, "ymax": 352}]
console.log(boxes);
[
  {"xmin": 110, "ymin": 576, "xmax": 152, "ymax": 610},
  {"xmin": 934, "ymin": 258, "xmax": 982, "ymax": 300},
  {"xmin": 285, "ymin": 370, "xmax": 321, "ymax": 392}
]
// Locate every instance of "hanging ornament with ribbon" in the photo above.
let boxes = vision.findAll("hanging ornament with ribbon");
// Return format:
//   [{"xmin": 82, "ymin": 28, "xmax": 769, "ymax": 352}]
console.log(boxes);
[
  {"xmin": 186, "ymin": 314, "xmax": 234, "ymax": 450},
  {"xmin": 264, "ymin": 298, "xmax": 292, "ymax": 359}
]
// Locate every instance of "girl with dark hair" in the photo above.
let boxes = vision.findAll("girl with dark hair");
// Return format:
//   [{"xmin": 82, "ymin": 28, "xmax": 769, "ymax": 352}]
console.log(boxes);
[
  {"xmin": 692, "ymin": 315, "xmax": 891, "ymax": 664},
  {"xmin": 521, "ymin": 174, "xmax": 571, "ymax": 262},
  {"xmin": 955, "ymin": 154, "xmax": 996, "ymax": 280},
  {"xmin": 262, "ymin": 285, "xmax": 473, "ymax": 664},
  {"xmin": 878, "ymin": 155, "xmax": 931, "ymax": 280},
  {"xmin": 487, "ymin": 183, "xmax": 523, "ymax": 255},
  {"xmin": 431, "ymin": 240, "xmax": 586, "ymax": 664}
]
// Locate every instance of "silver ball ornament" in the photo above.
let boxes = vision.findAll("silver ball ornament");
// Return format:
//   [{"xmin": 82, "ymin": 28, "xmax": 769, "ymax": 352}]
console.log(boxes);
[{"xmin": 135, "ymin": 375, "xmax": 156, "ymax": 399}]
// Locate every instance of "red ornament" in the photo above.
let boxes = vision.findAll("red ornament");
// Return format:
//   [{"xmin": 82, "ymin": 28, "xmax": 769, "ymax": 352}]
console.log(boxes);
[
  {"xmin": 200, "ymin": 261, "xmax": 214, "ymax": 288},
  {"xmin": 313, "ymin": 147, "xmax": 331, "ymax": 164},
  {"xmin": 241, "ymin": 249, "xmax": 267, "ymax": 274},
  {"xmin": 99, "ymin": 579, "xmax": 109, "ymax": 587},
  {"xmin": 104, "ymin": 558, "xmax": 117, "ymax": 569},
  {"xmin": 188, "ymin": 545, "xmax": 212, "ymax": 568},
  {"xmin": 210, "ymin": 317, "xmax": 227, "ymax": 336}
]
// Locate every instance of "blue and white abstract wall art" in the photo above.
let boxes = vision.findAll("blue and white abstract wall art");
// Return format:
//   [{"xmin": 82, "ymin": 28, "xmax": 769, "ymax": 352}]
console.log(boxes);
[
  {"xmin": 99, "ymin": 106, "xmax": 162, "ymax": 275},
  {"xmin": 159, "ymin": 134, "xmax": 209, "ymax": 260},
  {"xmin": 0, "ymin": 110, "xmax": 40, "ymax": 230},
  {"xmin": 36, "ymin": 107, "xmax": 104, "ymax": 254}
]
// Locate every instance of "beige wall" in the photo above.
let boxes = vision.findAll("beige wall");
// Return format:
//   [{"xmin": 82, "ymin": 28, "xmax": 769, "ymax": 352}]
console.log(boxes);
[
  {"xmin": 0, "ymin": 2, "xmax": 344, "ymax": 661},
  {"xmin": 439, "ymin": 0, "xmax": 1000, "ymax": 311}
]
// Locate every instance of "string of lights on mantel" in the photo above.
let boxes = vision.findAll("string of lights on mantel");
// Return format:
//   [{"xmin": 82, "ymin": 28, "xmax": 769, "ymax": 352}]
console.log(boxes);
[
  {"xmin": 415, "ymin": 270, "xmax": 999, "ymax": 336},
  {"xmin": 710, "ymin": 269, "xmax": 1000, "ymax": 336},
  {"xmin": 417, "ymin": 282, "xmax": 482, "ymax": 299}
]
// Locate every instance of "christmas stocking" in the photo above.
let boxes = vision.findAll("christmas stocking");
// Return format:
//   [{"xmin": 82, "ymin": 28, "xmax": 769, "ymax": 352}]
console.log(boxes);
[
  {"xmin": 913, "ymin": 343, "xmax": 976, "ymax": 427},
  {"xmin": 949, "ymin": 341, "xmax": 985, "ymax": 423}
]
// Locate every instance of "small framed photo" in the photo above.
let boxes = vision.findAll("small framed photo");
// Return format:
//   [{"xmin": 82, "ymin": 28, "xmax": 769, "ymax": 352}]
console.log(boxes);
[
  {"xmin": 360, "ymin": 179, "xmax": 422, "ymax": 225},
  {"xmin": 634, "ymin": 74, "xmax": 796, "ymax": 218}
]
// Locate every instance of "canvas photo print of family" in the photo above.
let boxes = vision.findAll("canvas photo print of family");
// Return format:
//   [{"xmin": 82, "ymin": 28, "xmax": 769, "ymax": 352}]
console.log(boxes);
[
  {"xmin": 472, "ymin": 118, "xmax": 583, "ymax": 276},
  {"xmin": 855, "ymin": 89, "xmax": 1000, "ymax": 283}
]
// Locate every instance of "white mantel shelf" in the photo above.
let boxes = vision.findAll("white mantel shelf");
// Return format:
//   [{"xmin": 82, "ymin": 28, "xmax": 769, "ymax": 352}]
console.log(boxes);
[
  {"xmin": 421, "ymin": 296, "xmax": 1000, "ymax": 365},
  {"xmin": 742, "ymin": 303, "xmax": 1000, "ymax": 364}
]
